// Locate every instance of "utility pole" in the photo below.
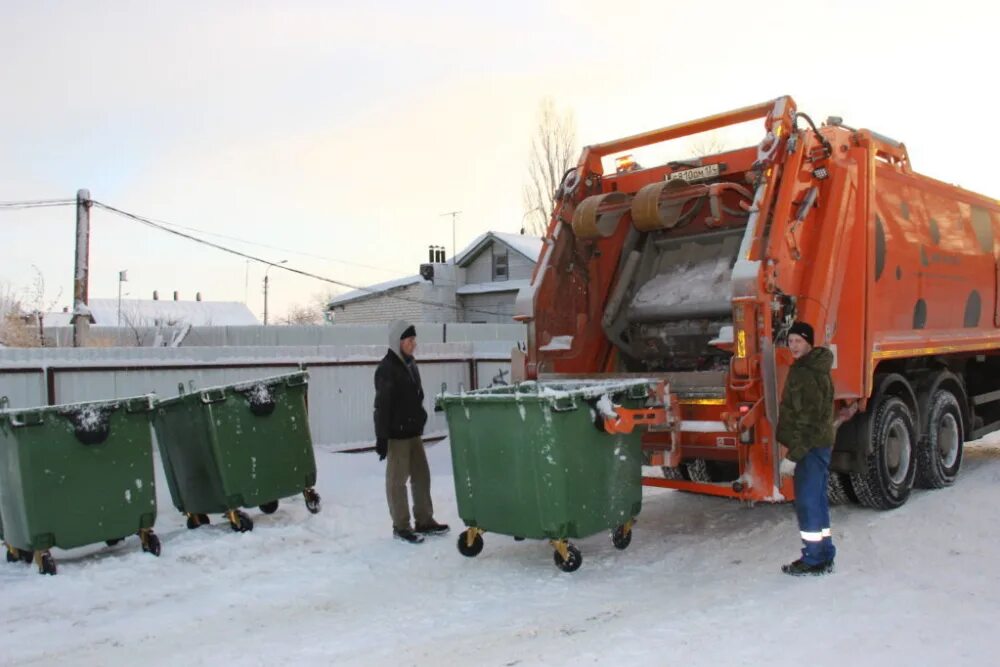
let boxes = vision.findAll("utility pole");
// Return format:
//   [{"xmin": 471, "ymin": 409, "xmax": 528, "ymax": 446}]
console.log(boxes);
[
  {"xmin": 72, "ymin": 189, "xmax": 93, "ymax": 347},
  {"xmin": 117, "ymin": 270, "xmax": 128, "ymax": 327},
  {"xmin": 440, "ymin": 210, "xmax": 461, "ymax": 263},
  {"xmin": 263, "ymin": 259, "xmax": 287, "ymax": 325}
]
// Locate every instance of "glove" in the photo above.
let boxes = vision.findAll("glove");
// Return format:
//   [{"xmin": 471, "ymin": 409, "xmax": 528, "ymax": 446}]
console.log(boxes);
[
  {"xmin": 779, "ymin": 458, "xmax": 797, "ymax": 478},
  {"xmin": 375, "ymin": 438, "xmax": 388, "ymax": 461}
]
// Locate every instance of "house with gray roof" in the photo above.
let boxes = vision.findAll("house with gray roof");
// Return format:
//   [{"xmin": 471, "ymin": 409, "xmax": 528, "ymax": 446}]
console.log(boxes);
[{"xmin": 326, "ymin": 231, "xmax": 543, "ymax": 324}]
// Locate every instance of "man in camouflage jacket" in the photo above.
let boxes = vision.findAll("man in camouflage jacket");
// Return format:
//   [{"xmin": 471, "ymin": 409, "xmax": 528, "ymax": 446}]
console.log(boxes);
[{"xmin": 776, "ymin": 320, "xmax": 836, "ymax": 576}]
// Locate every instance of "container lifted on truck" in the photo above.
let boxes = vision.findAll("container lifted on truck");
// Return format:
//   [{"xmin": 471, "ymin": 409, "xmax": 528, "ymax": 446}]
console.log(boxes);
[{"xmin": 513, "ymin": 95, "xmax": 1000, "ymax": 509}]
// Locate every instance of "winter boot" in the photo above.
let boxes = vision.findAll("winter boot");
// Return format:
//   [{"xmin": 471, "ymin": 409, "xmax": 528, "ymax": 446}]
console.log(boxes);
[
  {"xmin": 393, "ymin": 528, "xmax": 425, "ymax": 544},
  {"xmin": 415, "ymin": 520, "xmax": 450, "ymax": 536},
  {"xmin": 781, "ymin": 558, "xmax": 834, "ymax": 576}
]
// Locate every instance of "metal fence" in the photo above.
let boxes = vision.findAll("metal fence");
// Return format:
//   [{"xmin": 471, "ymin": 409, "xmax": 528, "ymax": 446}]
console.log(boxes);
[
  {"xmin": 0, "ymin": 342, "xmax": 514, "ymax": 450},
  {"xmin": 40, "ymin": 322, "xmax": 527, "ymax": 348}
]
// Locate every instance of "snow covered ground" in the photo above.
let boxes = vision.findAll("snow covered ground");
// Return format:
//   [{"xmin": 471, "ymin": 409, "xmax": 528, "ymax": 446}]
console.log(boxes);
[{"xmin": 3, "ymin": 434, "xmax": 999, "ymax": 667}]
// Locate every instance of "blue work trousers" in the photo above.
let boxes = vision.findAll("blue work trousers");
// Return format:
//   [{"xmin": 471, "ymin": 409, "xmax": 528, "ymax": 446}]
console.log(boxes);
[{"xmin": 793, "ymin": 447, "xmax": 836, "ymax": 565}]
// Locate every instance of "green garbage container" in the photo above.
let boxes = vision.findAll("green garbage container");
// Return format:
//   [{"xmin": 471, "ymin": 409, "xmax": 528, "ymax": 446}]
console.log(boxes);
[
  {"xmin": 152, "ymin": 371, "xmax": 321, "ymax": 533},
  {"xmin": 0, "ymin": 395, "xmax": 160, "ymax": 575},
  {"xmin": 437, "ymin": 379, "xmax": 649, "ymax": 572}
]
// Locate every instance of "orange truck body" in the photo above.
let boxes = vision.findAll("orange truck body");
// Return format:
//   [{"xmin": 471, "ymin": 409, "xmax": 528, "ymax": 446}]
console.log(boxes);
[{"xmin": 514, "ymin": 96, "xmax": 1000, "ymax": 507}]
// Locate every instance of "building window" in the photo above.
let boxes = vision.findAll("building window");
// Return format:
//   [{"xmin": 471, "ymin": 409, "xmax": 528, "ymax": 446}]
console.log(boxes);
[{"xmin": 492, "ymin": 250, "xmax": 508, "ymax": 281}]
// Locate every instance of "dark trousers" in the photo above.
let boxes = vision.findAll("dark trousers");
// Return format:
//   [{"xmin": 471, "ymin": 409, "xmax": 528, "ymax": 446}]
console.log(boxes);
[
  {"xmin": 793, "ymin": 447, "xmax": 836, "ymax": 565},
  {"xmin": 385, "ymin": 436, "xmax": 434, "ymax": 531}
]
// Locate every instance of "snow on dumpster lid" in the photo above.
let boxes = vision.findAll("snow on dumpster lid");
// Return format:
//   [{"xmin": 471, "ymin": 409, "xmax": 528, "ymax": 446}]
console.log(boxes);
[
  {"xmin": 0, "ymin": 394, "xmax": 156, "ymax": 416},
  {"xmin": 438, "ymin": 378, "xmax": 651, "ymax": 402},
  {"xmin": 157, "ymin": 370, "xmax": 309, "ymax": 404}
]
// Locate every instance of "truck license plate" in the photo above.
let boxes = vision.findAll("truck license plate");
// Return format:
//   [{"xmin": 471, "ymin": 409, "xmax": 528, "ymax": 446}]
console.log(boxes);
[{"xmin": 665, "ymin": 163, "xmax": 720, "ymax": 183}]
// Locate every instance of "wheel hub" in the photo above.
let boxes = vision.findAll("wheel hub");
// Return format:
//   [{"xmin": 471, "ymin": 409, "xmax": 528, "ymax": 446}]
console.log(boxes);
[
  {"xmin": 937, "ymin": 413, "xmax": 960, "ymax": 468},
  {"xmin": 886, "ymin": 418, "xmax": 912, "ymax": 485}
]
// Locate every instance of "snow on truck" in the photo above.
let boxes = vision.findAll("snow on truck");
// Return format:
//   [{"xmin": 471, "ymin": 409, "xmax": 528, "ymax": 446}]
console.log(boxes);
[{"xmin": 513, "ymin": 95, "xmax": 1000, "ymax": 510}]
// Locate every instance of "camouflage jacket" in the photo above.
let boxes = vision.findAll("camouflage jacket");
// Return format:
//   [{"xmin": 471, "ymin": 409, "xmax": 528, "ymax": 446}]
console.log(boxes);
[{"xmin": 776, "ymin": 346, "xmax": 835, "ymax": 461}]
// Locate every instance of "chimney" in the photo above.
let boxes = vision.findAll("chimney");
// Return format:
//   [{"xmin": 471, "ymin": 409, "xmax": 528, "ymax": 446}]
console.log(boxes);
[
  {"xmin": 62, "ymin": 306, "xmax": 69, "ymax": 313},
  {"xmin": 173, "ymin": 291, "xmax": 179, "ymax": 301},
  {"xmin": 436, "ymin": 246, "xmax": 446, "ymax": 263},
  {"xmin": 428, "ymin": 246, "xmax": 435, "ymax": 262},
  {"xmin": 153, "ymin": 290, "xmax": 159, "ymax": 300},
  {"xmin": 196, "ymin": 292, "xmax": 202, "ymax": 302}
]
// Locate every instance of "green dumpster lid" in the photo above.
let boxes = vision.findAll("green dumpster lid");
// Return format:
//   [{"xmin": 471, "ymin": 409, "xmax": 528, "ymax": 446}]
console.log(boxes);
[
  {"xmin": 437, "ymin": 378, "xmax": 651, "ymax": 404},
  {"xmin": 0, "ymin": 394, "xmax": 155, "ymax": 417},
  {"xmin": 156, "ymin": 370, "xmax": 309, "ymax": 407}
]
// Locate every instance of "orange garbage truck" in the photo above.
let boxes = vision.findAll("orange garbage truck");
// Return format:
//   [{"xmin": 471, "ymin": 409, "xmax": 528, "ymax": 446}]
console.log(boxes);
[{"xmin": 513, "ymin": 95, "xmax": 1000, "ymax": 509}]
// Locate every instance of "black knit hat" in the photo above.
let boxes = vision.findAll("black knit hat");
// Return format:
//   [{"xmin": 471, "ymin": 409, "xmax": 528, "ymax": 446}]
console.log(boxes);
[
  {"xmin": 787, "ymin": 321, "xmax": 814, "ymax": 347},
  {"xmin": 400, "ymin": 324, "xmax": 416, "ymax": 340}
]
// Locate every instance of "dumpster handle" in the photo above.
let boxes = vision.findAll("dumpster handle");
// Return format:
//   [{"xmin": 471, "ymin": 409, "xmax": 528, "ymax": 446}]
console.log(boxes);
[
  {"xmin": 125, "ymin": 395, "xmax": 156, "ymax": 413},
  {"xmin": 626, "ymin": 384, "xmax": 649, "ymax": 400},
  {"xmin": 9, "ymin": 411, "xmax": 45, "ymax": 427},
  {"xmin": 550, "ymin": 396, "xmax": 578, "ymax": 412},
  {"xmin": 200, "ymin": 388, "xmax": 227, "ymax": 404}
]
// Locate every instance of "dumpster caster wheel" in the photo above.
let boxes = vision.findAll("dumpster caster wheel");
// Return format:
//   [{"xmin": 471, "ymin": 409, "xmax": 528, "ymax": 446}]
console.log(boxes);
[
  {"xmin": 228, "ymin": 510, "xmax": 254, "ymax": 533},
  {"xmin": 612, "ymin": 524, "xmax": 633, "ymax": 550},
  {"xmin": 185, "ymin": 513, "xmax": 211, "ymax": 530},
  {"xmin": 259, "ymin": 500, "xmax": 279, "ymax": 514},
  {"xmin": 552, "ymin": 542, "xmax": 582, "ymax": 573},
  {"xmin": 105, "ymin": 538, "xmax": 124, "ymax": 547},
  {"xmin": 9, "ymin": 548, "xmax": 35, "ymax": 565},
  {"xmin": 303, "ymin": 488, "xmax": 321, "ymax": 514},
  {"xmin": 457, "ymin": 529, "xmax": 484, "ymax": 557},
  {"xmin": 36, "ymin": 552, "xmax": 57, "ymax": 576},
  {"xmin": 141, "ymin": 531, "xmax": 162, "ymax": 557},
  {"xmin": 513, "ymin": 536, "xmax": 525, "ymax": 542}
]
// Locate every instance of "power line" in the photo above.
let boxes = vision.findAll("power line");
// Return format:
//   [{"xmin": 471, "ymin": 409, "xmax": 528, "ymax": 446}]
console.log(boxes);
[
  {"xmin": 1, "ymin": 198, "xmax": 403, "ymax": 275},
  {"xmin": 117, "ymin": 211, "xmax": 403, "ymax": 275},
  {"xmin": 0, "ymin": 198, "xmax": 75, "ymax": 209},
  {"xmin": 89, "ymin": 200, "xmax": 509, "ymax": 318}
]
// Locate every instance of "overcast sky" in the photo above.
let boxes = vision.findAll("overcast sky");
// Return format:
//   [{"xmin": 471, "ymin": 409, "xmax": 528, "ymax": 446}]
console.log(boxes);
[{"xmin": 2, "ymin": 0, "xmax": 997, "ymax": 320}]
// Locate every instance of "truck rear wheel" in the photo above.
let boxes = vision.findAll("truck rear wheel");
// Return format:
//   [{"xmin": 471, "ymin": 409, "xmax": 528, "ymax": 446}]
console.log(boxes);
[
  {"xmin": 850, "ymin": 396, "xmax": 917, "ymax": 510},
  {"xmin": 915, "ymin": 389, "xmax": 963, "ymax": 488},
  {"xmin": 826, "ymin": 472, "xmax": 856, "ymax": 505},
  {"xmin": 685, "ymin": 459, "xmax": 739, "ymax": 483}
]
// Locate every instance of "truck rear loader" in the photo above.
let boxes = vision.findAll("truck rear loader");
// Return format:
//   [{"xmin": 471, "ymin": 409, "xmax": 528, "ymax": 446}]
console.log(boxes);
[{"xmin": 513, "ymin": 95, "xmax": 1000, "ymax": 509}]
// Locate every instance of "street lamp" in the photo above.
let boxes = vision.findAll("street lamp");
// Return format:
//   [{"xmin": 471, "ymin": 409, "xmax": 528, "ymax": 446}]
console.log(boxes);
[{"xmin": 263, "ymin": 260, "xmax": 287, "ymax": 326}]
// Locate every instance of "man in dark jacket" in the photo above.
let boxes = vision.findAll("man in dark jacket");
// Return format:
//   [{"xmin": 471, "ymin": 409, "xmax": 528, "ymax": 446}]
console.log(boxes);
[
  {"xmin": 374, "ymin": 320, "xmax": 449, "ymax": 544},
  {"xmin": 776, "ymin": 320, "xmax": 836, "ymax": 576}
]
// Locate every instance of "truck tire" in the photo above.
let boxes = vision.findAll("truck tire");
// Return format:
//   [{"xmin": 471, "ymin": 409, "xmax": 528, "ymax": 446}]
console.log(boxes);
[
  {"xmin": 826, "ymin": 472, "xmax": 856, "ymax": 505},
  {"xmin": 850, "ymin": 396, "xmax": 917, "ymax": 510},
  {"xmin": 915, "ymin": 389, "xmax": 963, "ymax": 488},
  {"xmin": 661, "ymin": 466, "xmax": 687, "ymax": 480},
  {"xmin": 685, "ymin": 459, "xmax": 739, "ymax": 483}
]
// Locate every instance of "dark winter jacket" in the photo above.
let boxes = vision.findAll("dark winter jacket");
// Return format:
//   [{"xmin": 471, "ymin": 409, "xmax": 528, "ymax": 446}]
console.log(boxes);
[
  {"xmin": 776, "ymin": 346, "xmax": 835, "ymax": 462},
  {"xmin": 373, "ymin": 321, "xmax": 428, "ymax": 442}
]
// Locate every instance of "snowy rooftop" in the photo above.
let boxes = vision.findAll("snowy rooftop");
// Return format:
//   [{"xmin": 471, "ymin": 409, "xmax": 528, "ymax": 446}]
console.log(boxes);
[
  {"xmin": 79, "ymin": 298, "xmax": 259, "ymax": 327},
  {"xmin": 325, "ymin": 231, "xmax": 541, "ymax": 308},
  {"xmin": 455, "ymin": 231, "xmax": 543, "ymax": 267},
  {"xmin": 326, "ymin": 274, "xmax": 429, "ymax": 307}
]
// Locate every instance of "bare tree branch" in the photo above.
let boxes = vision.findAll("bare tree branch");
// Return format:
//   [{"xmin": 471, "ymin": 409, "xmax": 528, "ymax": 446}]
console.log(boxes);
[
  {"xmin": 282, "ymin": 302, "xmax": 323, "ymax": 325},
  {"xmin": 523, "ymin": 98, "xmax": 577, "ymax": 237}
]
